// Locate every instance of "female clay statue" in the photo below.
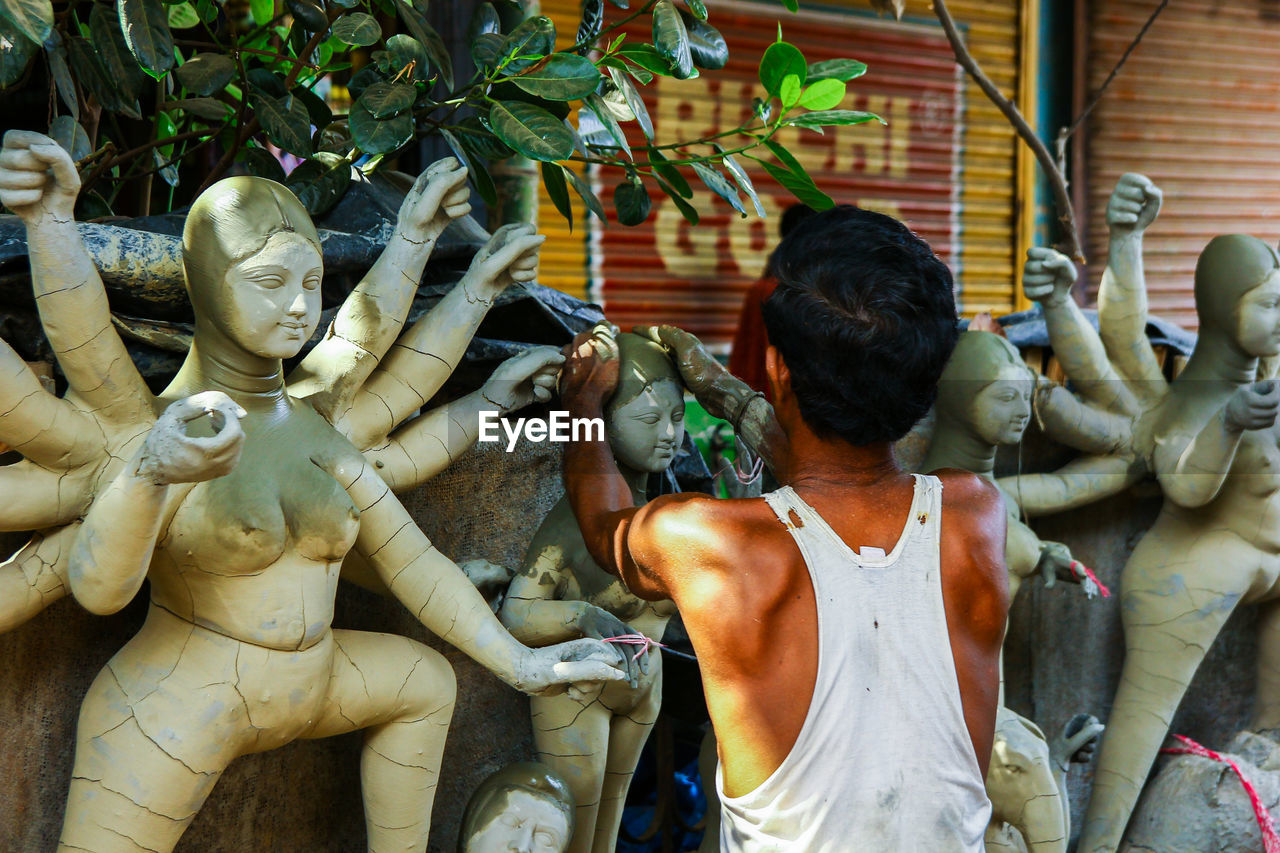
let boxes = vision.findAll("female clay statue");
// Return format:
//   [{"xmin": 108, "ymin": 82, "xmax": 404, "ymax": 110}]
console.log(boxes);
[
  {"xmin": 922, "ymin": 329, "xmax": 1104, "ymax": 853},
  {"xmin": 498, "ymin": 332, "xmax": 685, "ymax": 853},
  {"xmin": 0, "ymin": 130, "xmax": 623, "ymax": 853},
  {"xmin": 1074, "ymin": 231, "xmax": 1280, "ymax": 852},
  {"xmin": 458, "ymin": 762, "xmax": 576, "ymax": 853}
]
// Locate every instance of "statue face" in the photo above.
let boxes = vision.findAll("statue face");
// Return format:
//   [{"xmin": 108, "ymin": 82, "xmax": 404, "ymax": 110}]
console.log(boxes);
[
  {"xmin": 214, "ymin": 232, "xmax": 323, "ymax": 359},
  {"xmin": 969, "ymin": 365, "xmax": 1033, "ymax": 447},
  {"xmin": 607, "ymin": 379, "xmax": 686, "ymax": 473},
  {"xmin": 1234, "ymin": 270, "xmax": 1280, "ymax": 357},
  {"xmin": 464, "ymin": 790, "xmax": 570, "ymax": 853}
]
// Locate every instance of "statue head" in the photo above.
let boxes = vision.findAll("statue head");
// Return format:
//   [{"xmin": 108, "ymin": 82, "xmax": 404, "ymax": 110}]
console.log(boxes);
[
  {"xmin": 1194, "ymin": 234, "xmax": 1280, "ymax": 357},
  {"xmin": 458, "ymin": 762, "xmax": 575, "ymax": 853},
  {"xmin": 936, "ymin": 330, "xmax": 1032, "ymax": 447},
  {"xmin": 182, "ymin": 177, "xmax": 324, "ymax": 359},
  {"xmin": 605, "ymin": 332, "xmax": 685, "ymax": 474}
]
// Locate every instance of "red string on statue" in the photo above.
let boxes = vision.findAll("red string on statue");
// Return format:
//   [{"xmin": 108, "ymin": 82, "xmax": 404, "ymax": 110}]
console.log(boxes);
[
  {"xmin": 1069, "ymin": 560, "xmax": 1111, "ymax": 598},
  {"xmin": 1160, "ymin": 734, "xmax": 1280, "ymax": 853}
]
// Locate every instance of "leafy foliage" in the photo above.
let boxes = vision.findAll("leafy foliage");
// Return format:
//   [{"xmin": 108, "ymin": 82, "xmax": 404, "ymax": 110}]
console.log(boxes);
[{"xmin": 0, "ymin": 0, "xmax": 875, "ymax": 223}]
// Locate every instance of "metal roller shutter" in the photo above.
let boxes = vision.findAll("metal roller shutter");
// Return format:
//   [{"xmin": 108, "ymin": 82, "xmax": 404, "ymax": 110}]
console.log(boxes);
[{"xmin": 1086, "ymin": 0, "xmax": 1280, "ymax": 329}]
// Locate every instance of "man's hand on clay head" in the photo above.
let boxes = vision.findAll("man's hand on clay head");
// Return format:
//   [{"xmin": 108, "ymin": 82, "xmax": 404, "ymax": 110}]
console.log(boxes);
[{"xmin": 559, "ymin": 323, "xmax": 621, "ymax": 415}]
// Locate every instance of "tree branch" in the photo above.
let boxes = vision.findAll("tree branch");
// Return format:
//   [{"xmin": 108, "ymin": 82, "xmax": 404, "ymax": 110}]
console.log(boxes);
[{"xmin": 932, "ymin": 0, "xmax": 1084, "ymax": 263}]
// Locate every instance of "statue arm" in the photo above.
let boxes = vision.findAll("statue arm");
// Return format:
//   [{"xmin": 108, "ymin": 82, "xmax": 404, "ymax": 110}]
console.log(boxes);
[
  {"xmin": 290, "ymin": 160, "xmax": 472, "ymax": 419},
  {"xmin": 997, "ymin": 453, "xmax": 1142, "ymax": 517},
  {"xmin": 341, "ymin": 224, "xmax": 545, "ymax": 451},
  {"xmin": 0, "ymin": 525, "xmax": 75, "ymax": 634},
  {"xmin": 1153, "ymin": 386, "xmax": 1276, "ymax": 507},
  {"xmin": 498, "ymin": 555, "xmax": 583, "ymax": 647}
]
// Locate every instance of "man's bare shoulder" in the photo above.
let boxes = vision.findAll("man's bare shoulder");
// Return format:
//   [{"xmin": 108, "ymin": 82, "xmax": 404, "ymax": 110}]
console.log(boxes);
[{"xmin": 630, "ymin": 493, "xmax": 779, "ymax": 562}]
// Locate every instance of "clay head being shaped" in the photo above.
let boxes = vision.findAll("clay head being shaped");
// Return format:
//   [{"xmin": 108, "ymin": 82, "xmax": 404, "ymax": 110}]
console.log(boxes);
[
  {"xmin": 606, "ymin": 332, "xmax": 685, "ymax": 474},
  {"xmin": 182, "ymin": 177, "xmax": 324, "ymax": 360},
  {"xmin": 1194, "ymin": 234, "xmax": 1280, "ymax": 358},
  {"xmin": 935, "ymin": 330, "xmax": 1032, "ymax": 447},
  {"xmin": 458, "ymin": 762, "xmax": 576, "ymax": 853}
]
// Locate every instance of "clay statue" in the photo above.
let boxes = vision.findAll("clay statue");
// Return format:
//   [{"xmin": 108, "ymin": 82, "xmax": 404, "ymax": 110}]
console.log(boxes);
[
  {"xmin": 0, "ymin": 130, "xmax": 625, "ymax": 853},
  {"xmin": 498, "ymin": 332, "xmax": 684, "ymax": 853},
  {"xmin": 458, "ymin": 761, "xmax": 576, "ymax": 853},
  {"xmin": 1075, "ymin": 227, "xmax": 1280, "ymax": 851}
]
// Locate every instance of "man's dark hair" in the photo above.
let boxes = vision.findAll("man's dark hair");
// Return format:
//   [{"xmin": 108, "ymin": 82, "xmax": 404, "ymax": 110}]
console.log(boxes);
[{"xmin": 762, "ymin": 205, "xmax": 958, "ymax": 445}]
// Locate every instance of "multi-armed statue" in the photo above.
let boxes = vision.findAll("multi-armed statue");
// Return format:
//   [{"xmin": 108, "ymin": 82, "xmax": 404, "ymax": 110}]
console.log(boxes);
[{"xmin": 0, "ymin": 130, "xmax": 625, "ymax": 853}]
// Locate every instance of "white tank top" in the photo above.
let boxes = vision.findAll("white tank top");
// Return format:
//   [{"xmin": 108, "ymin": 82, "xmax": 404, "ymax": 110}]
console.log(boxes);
[{"xmin": 716, "ymin": 475, "xmax": 991, "ymax": 853}]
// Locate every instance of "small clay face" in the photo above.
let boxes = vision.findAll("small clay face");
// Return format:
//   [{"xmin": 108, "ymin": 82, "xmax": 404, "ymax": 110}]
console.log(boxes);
[
  {"xmin": 968, "ymin": 365, "xmax": 1033, "ymax": 447},
  {"xmin": 1233, "ymin": 270, "xmax": 1280, "ymax": 358},
  {"xmin": 607, "ymin": 379, "xmax": 685, "ymax": 473},
  {"xmin": 215, "ymin": 232, "xmax": 323, "ymax": 359},
  {"xmin": 464, "ymin": 790, "xmax": 570, "ymax": 853}
]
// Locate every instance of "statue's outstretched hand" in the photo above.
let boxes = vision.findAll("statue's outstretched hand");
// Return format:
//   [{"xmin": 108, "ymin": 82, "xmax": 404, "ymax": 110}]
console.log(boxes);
[
  {"xmin": 463, "ymin": 222, "xmax": 545, "ymax": 302},
  {"xmin": 575, "ymin": 604, "xmax": 650, "ymax": 687},
  {"xmin": 396, "ymin": 157, "xmax": 472, "ymax": 244},
  {"xmin": 134, "ymin": 392, "xmax": 246, "ymax": 485},
  {"xmin": 514, "ymin": 638, "xmax": 629, "ymax": 697},
  {"xmin": 1051, "ymin": 713, "xmax": 1105, "ymax": 770},
  {"xmin": 1023, "ymin": 247, "xmax": 1078, "ymax": 307},
  {"xmin": 1107, "ymin": 173, "xmax": 1162, "ymax": 235},
  {"xmin": 0, "ymin": 130, "xmax": 79, "ymax": 225},
  {"xmin": 480, "ymin": 346, "xmax": 564, "ymax": 412},
  {"xmin": 1226, "ymin": 380, "xmax": 1280, "ymax": 433}
]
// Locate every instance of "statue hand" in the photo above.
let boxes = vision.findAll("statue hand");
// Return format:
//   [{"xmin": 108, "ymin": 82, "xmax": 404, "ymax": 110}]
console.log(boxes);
[
  {"xmin": 1036, "ymin": 540, "xmax": 1074, "ymax": 590},
  {"xmin": 574, "ymin": 603, "xmax": 649, "ymax": 687},
  {"xmin": 634, "ymin": 323, "xmax": 726, "ymax": 398},
  {"xmin": 1023, "ymin": 246, "xmax": 1077, "ymax": 307},
  {"xmin": 458, "ymin": 558, "xmax": 516, "ymax": 612},
  {"xmin": 1107, "ymin": 172, "xmax": 1161, "ymax": 235},
  {"xmin": 396, "ymin": 157, "xmax": 471, "ymax": 244},
  {"xmin": 559, "ymin": 324, "xmax": 620, "ymax": 414},
  {"xmin": 1225, "ymin": 380, "xmax": 1280, "ymax": 432},
  {"xmin": 480, "ymin": 346, "xmax": 565, "ymax": 412},
  {"xmin": 134, "ymin": 392, "xmax": 247, "ymax": 485},
  {"xmin": 0, "ymin": 130, "xmax": 80, "ymax": 226},
  {"xmin": 463, "ymin": 222, "xmax": 545, "ymax": 301},
  {"xmin": 1050, "ymin": 713, "xmax": 1105, "ymax": 769},
  {"xmin": 514, "ymin": 638, "xmax": 628, "ymax": 696}
]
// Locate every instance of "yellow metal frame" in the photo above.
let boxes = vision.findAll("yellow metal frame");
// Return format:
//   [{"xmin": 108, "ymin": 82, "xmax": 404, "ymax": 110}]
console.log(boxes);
[{"xmin": 1013, "ymin": 0, "xmax": 1039, "ymax": 313}]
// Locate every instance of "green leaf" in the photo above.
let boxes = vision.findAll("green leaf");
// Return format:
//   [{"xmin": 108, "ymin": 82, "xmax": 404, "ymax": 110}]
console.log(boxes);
[
  {"xmin": 387, "ymin": 34, "xmax": 430, "ymax": 80},
  {"xmin": 349, "ymin": 102, "xmax": 412, "ymax": 155},
  {"xmin": 602, "ymin": 55, "xmax": 652, "ymax": 86},
  {"xmin": 717, "ymin": 149, "xmax": 764, "ymax": 217},
  {"xmin": 685, "ymin": 15, "xmax": 726, "ymax": 70},
  {"xmin": 614, "ymin": 180, "xmax": 650, "ymax": 225},
  {"xmin": 46, "ymin": 40, "xmax": 78, "ymax": 119},
  {"xmin": 0, "ymin": 17, "xmax": 36, "ymax": 88},
  {"xmin": 90, "ymin": 4, "xmax": 149, "ymax": 101},
  {"xmin": 0, "ymin": 0, "xmax": 51, "ymax": 46},
  {"xmin": 786, "ymin": 109, "xmax": 882, "ymax": 130},
  {"xmin": 606, "ymin": 66, "xmax": 652, "ymax": 140},
  {"xmin": 497, "ymin": 14, "xmax": 554, "ymax": 74},
  {"xmin": 49, "ymin": 115, "xmax": 90, "ymax": 161},
  {"xmin": 292, "ymin": 84, "xmax": 332, "ymax": 129},
  {"xmin": 240, "ymin": 146, "xmax": 286, "ymax": 182},
  {"xmin": 564, "ymin": 166, "xmax": 605, "ymax": 221},
  {"xmin": 489, "ymin": 99, "xmax": 573, "ymax": 162},
  {"xmin": 248, "ymin": 67, "xmax": 287, "ymax": 97},
  {"xmin": 470, "ymin": 32, "xmax": 504, "ymax": 72},
  {"xmin": 489, "ymin": 79, "xmax": 570, "ymax": 120},
  {"xmin": 119, "ymin": 0, "xmax": 175, "ymax": 75},
  {"xmin": 583, "ymin": 93, "xmax": 629, "ymax": 159},
  {"xmin": 331, "ymin": 12, "xmax": 381, "ymax": 45},
  {"xmin": 252, "ymin": 88, "xmax": 313, "ymax": 156},
  {"xmin": 456, "ymin": 115, "xmax": 513, "ymax": 159},
  {"xmin": 167, "ymin": 2, "xmax": 200, "ymax": 29},
  {"xmin": 510, "ymin": 52, "xmax": 600, "ymax": 101},
  {"xmin": 250, "ymin": 0, "xmax": 275, "ymax": 28},
  {"xmin": 439, "ymin": 126, "xmax": 496, "ymax": 206},
  {"xmin": 683, "ymin": 0, "xmax": 707, "ymax": 20},
  {"xmin": 799, "ymin": 78, "xmax": 845, "ymax": 110},
  {"xmin": 783, "ymin": 0, "xmax": 798, "ymax": 10},
  {"xmin": 175, "ymin": 52, "xmax": 235, "ymax": 96},
  {"xmin": 285, "ymin": 0, "xmax": 328, "ymax": 33},
  {"xmin": 468, "ymin": 2, "xmax": 499, "ymax": 41},
  {"xmin": 358, "ymin": 80, "xmax": 415, "ymax": 118},
  {"xmin": 652, "ymin": 173, "xmax": 698, "ymax": 224},
  {"xmin": 393, "ymin": 0, "xmax": 452, "ymax": 89},
  {"xmin": 806, "ymin": 58, "xmax": 866, "ymax": 83},
  {"xmin": 778, "ymin": 74, "xmax": 801, "ymax": 110},
  {"xmin": 69, "ymin": 37, "xmax": 142, "ymax": 118},
  {"xmin": 576, "ymin": 0, "xmax": 603, "ymax": 51},
  {"xmin": 759, "ymin": 39, "xmax": 805, "ymax": 98},
  {"xmin": 541, "ymin": 160, "xmax": 572, "ymax": 230},
  {"xmin": 285, "ymin": 152, "xmax": 352, "ymax": 215},
  {"xmin": 651, "ymin": 0, "xmax": 694, "ymax": 79},
  {"xmin": 616, "ymin": 43, "xmax": 672, "ymax": 76},
  {"xmin": 154, "ymin": 148, "xmax": 179, "ymax": 187},
  {"xmin": 166, "ymin": 96, "xmax": 233, "ymax": 121},
  {"xmin": 757, "ymin": 143, "xmax": 833, "ymax": 210},
  {"xmin": 648, "ymin": 148, "xmax": 691, "ymax": 198},
  {"xmin": 691, "ymin": 161, "xmax": 745, "ymax": 216}
]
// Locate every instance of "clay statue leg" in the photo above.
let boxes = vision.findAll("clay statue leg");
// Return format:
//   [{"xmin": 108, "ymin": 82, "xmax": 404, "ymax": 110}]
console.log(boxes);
[
  {"xmin": 531, "ymin": 687, "xmax": 613, "ymax": 853},
  {"xmin": 1252, "ymin": 597, "xmax": 1280, "ymax": 729},
  {"xmin": 1076, "ymin": 540, "xmax": 1248, "ymax": 853},
  {"xmin": 593, "ymin": 666, "xmax": 663, "ymax": 853},
  {"xmin": 300, "ymin": 629, "xmax": 456, "ymax": 852}
]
